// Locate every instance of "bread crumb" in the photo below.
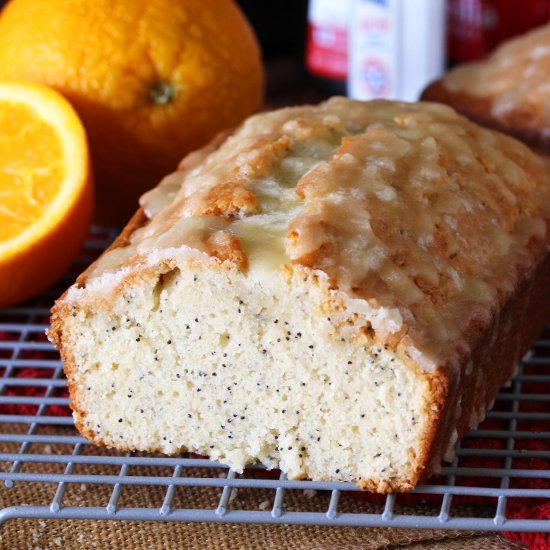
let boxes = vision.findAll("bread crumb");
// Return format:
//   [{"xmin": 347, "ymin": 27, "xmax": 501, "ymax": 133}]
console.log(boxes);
[
  {"xmin": 259, "ymin": 499, "xmax": 271, "ymax": 510},
  {"xmin": 303, "ymin": 489, "xmax": 317, "ymax": 498}
]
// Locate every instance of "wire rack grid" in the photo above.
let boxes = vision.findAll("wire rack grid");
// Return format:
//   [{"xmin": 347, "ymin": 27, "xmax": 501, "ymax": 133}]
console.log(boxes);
[{"xmin": 0, "ymin": 227, "xmax": 549, "ymax": 533}]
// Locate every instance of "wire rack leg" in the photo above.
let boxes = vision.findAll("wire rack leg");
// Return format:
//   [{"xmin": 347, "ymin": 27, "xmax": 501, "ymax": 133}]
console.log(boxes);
[
  {"xmin": 382, "ymin": 493, "xmax": 396, "ymax": 522},
  {"xmin": 50, "ymin": 443, "xmax": 83, "ymax": 512},
  {"xmin": 160, "ymin": 464, "xmax": 183, "ymax": 516},
  {"xmin": 216, "ymin": 469, "xmax": 236, "ymax": 517},
  {"xmin": 327, "ymin": 489, "xmax": 340, "ymax": 520},
  {"xmin": 271, "ymin": 471, "xmax": 286, "ymax": 518},
  {"xmin": 106, "ymin": 452, "xmax": 132, "ymax": 514},
  {"xmin": 439, "ymin": 456, "xmax": 459, "ymax": 523},
  {"xmin": 494, "ymin": 362, "xmax": 522, "ymax": 527}
]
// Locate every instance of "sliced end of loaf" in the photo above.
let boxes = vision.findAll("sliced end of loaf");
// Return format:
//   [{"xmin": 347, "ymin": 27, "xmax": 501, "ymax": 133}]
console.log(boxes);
[{"xmin": 50, "ymin": 260, "xmax": 441, "ymax": 492}]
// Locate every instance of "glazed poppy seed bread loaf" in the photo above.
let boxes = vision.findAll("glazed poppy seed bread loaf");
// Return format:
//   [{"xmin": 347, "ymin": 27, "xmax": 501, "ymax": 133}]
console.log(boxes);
[
  {"xmin": 49, "ymin": 97, "xmax": 550, "ymax": 493},
  {"xmin": 422, "ymin": 23, "xmax": 550, "ymax": 153}
]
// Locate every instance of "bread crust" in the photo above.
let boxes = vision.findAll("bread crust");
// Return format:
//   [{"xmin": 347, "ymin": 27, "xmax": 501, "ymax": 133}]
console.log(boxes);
[
  {"xmin": 49, "ymin": 206, "xmax": 147, "ymax": 444},
  {"xmin": 417, "ymin": 241, "xmax": 550, "ymax": 485}
]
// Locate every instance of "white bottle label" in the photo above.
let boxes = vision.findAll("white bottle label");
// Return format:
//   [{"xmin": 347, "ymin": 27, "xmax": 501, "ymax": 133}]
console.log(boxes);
[
  {"xmin": 349, "ymin": 0, "xmax": 399, "ymax": 99},
  {"xmin": 348, "ymin": 0, "xmax": 446, "ymax": 101}
]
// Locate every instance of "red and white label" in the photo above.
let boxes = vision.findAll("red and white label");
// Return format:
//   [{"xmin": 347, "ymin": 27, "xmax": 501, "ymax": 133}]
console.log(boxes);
[
  {"xmin": 306, "ymin": 23, "xmax": 349, "ymax": 80},
  {"xmin": 305, "ymin": 0, "xmax": 351, "ymax": 81}
]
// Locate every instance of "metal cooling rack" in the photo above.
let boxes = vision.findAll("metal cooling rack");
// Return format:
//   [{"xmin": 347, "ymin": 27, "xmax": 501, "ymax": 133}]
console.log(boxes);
[{"xmin": 0, "ymin": 226, "xmax": 549, "ymax": 532}]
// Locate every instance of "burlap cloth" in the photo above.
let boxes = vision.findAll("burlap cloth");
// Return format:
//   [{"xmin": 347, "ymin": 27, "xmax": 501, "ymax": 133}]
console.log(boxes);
[
  {"xmin": 0, "ymin": 425, "xmax": 526, "ymax": 550},
  {"xmin": 0, "ymin": 519, "xmax": 525, "ymax": 549}
]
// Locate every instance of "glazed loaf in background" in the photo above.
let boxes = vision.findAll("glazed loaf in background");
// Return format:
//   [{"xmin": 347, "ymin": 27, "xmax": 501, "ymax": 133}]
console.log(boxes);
[
  {"xmin": 49, "ymin": 98, "xmax": 550, "ymax": 492},
  {"xmin": 422, "ymin": 23, "xmax": 550, "ymax": 153}
]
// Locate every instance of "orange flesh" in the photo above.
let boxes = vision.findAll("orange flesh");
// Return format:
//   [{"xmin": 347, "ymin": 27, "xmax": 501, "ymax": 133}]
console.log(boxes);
[{"xmin": 0, "ymin": 100, "xmax": 64, "ymax": 241}]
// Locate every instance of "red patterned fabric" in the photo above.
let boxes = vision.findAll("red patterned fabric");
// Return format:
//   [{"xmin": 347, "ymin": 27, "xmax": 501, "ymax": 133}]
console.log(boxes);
[{"xmin": 1, "ymin": 327, "xmax": 548, "ymax": 548}]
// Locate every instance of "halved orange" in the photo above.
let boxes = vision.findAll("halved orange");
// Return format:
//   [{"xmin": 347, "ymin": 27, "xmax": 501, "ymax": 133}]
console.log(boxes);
[{"xmin": 0, "ymin": 81, "xmax": 93, "ymax": 306}]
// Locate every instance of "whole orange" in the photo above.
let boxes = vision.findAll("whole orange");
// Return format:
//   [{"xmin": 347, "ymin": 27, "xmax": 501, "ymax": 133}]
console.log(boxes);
[{"xmin": 0, "ymin": 0, "xmax": 263, "ymax": 226}]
